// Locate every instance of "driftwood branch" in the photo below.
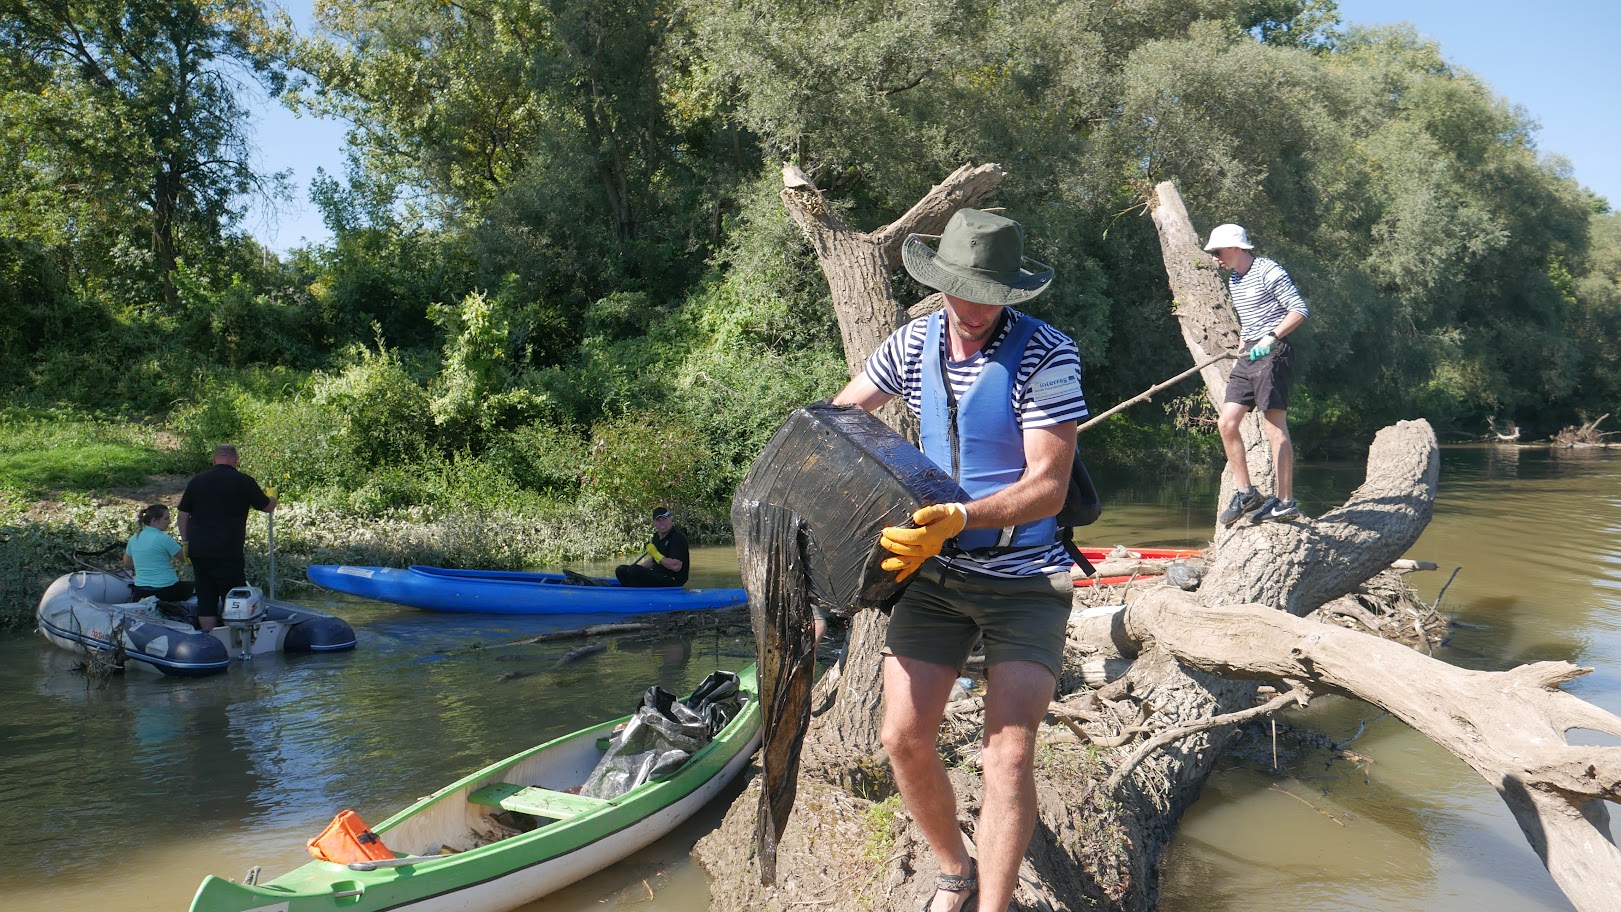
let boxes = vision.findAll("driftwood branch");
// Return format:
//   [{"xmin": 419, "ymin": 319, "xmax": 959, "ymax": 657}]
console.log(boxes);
[
  {"xmin": 1196, "ymin": 419, "xmax": 1440, "ymax": 614},
  {"xmin": 1077, "ymin": 351, "xmax": 1236, "ymax": 433},
  {"xmin": 1103, "ymin": 685, "xmax": 1310, "ymax": 792}
]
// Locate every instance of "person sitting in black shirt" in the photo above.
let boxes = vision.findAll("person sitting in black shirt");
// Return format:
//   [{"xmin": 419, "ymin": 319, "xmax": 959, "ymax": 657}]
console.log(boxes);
[{"xmin": 614, "ymin": 507, "xmax": 689, "ymax": 588}]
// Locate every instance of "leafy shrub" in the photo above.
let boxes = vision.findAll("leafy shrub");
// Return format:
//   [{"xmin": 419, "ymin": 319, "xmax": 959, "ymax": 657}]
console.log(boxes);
[
  {"xmin": 239, "ymin": 396, "xmax": 351, "ymax": 493},
  {"xmin": 585, "ymin": 290, "xmax": 656, "ymax": 340},
  {"xmin": 178, "ymin": 270, "xmax": 322, "ymax": 369},
  {"xmin": 484, "ymin": 421, "xmax": 590, "ymax": 495},
  {"xmin": 310, "ymin": 346, "xmax": 436, "ymax": 470},
  {"xmin": 580, "ymin": 412, "xmax": 715, "ymax": 515},
  {"xmin": 173, "ymin": 389, "xmax": 248, "ymax": 463}
]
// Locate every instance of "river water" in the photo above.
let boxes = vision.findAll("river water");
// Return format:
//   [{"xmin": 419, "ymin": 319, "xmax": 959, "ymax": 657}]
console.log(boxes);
[{"xmin": 0, "ymin": 444, "xmax": 1615, "ymax": 912}]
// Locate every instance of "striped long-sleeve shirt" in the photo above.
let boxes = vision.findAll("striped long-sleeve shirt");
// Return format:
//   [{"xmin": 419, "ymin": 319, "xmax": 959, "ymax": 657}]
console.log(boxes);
[
  {"xmin": 1230, "ymin": 257, "xmax": 1309, "ymax": 341},
  {"xmin": 862, "ymin": 310, "xmax": 1088, "ymax": 577}
]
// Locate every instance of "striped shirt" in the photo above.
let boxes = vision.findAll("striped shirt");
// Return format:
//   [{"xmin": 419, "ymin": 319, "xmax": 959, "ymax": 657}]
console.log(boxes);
[
  {"xmin": 863, "ymin": 309, "xmax": 1088, "ymax": 577},
  {"xmin": 1229, "ymin": 257, "xmax": 1309, "ymax": 341}
]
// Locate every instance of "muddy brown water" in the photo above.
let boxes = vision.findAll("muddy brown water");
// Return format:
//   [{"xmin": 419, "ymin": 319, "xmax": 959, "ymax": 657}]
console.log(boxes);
[{"xmin": 0, "ymin": 444, "xmax": 1615, "ymax": 911}]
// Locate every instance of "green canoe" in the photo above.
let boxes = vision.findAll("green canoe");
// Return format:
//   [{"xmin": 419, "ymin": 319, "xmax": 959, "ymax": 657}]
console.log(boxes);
[{"xmin": 189, "ymin": 664, "xmax": 760, "ymax": 912}]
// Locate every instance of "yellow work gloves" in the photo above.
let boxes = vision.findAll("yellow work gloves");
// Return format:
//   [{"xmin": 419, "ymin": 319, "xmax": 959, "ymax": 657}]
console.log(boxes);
[{"xmin": 879, "ymin": 502, "xmax": 968, "ymax": 582}]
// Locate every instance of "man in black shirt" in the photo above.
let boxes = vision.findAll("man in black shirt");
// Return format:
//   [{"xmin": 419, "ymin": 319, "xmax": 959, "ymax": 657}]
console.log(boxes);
[
  {"xmin": 614, "ymin": 507, "xmax": 689, "ymax": 588},
  {"xmin": 177, "ymin": 444, "xmax": 276, "ymax": 630}
]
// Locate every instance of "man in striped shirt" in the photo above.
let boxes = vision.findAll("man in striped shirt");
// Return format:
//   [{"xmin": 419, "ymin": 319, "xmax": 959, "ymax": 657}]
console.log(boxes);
[
  {"xmin": 833, "ymin": 208, "xmax": 1086, "ymax": 912},
  {"xmin": 1205, "ymin": 223, "xmax": 1310, "ymax": 524}
]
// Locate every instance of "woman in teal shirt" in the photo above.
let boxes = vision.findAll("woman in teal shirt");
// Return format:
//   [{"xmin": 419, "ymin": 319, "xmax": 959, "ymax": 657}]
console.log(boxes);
[{"xmin": 123, "ymin": 504, "xmax": 194, "ymax": 602}]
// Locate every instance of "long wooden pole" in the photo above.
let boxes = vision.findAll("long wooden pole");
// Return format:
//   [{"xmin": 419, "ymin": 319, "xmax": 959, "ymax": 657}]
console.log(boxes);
[{"xmin": 1077, "ymin": 351, "xmax": 1236, "ymax": 433}]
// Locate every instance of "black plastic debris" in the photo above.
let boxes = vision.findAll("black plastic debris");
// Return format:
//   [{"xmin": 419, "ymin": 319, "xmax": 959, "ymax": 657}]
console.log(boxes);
[
  {"xmin": 731, "ymin": 400, "xmax": 968, "ymax": 618},
  {"xmin": 579, "ymin": 670, "xmax": 744, "ymax": 800}
]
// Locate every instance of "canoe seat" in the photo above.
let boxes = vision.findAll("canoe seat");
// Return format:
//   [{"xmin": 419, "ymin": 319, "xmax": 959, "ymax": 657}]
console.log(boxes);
[{"xmin": 467, "ymin": 783, "xmax": 610, "ymax": 820}]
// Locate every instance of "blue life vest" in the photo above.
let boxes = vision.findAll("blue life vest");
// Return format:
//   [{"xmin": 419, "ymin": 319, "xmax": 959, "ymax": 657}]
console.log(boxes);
[{"xmin": 919, "ymin": 311, "xmax": 1059, "ymax": 552}]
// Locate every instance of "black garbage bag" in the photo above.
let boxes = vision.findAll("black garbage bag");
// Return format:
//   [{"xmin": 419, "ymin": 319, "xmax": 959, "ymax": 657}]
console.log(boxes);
[
  {"xmin": 579, "ymin": 671, "xmax": 744, "ymax": 799},
  {"xmin": 684, "ymin": 669, "xmax": 742, "ymax": 737}
]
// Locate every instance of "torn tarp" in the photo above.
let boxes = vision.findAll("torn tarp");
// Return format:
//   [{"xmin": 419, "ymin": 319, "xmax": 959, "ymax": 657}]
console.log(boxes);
[{"xmin": 730, "ymin": 400, "xmax": 968, "ymax": 884}]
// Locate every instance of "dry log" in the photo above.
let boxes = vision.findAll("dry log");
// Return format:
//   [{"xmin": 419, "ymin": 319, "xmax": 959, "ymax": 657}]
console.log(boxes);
[
  {"xmin": 1147, "ymin": 181, "xmax": 1274, "ymax": 525},
  {"xmin": 1195, "ymin": 418, "xmax": 1439, "ymax": 613}
]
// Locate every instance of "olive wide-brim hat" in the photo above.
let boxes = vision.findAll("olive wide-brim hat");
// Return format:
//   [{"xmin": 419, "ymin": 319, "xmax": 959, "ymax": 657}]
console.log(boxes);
[{"xmin": 901, "ymin": 208, "xmax": 1054, "ymax": 307}]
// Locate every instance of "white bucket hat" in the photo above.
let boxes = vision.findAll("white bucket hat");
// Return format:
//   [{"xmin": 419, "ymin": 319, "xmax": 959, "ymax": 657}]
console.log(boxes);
[{"xmin": 1203, "ymin": 223, "xmax": 1253, "ymax": 251}]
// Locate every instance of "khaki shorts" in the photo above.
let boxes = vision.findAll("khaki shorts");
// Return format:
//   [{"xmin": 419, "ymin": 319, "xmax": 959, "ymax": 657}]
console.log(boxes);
[{"xmin": 884, "ymin": 562, "xmax": 1072, "ymax": 678}]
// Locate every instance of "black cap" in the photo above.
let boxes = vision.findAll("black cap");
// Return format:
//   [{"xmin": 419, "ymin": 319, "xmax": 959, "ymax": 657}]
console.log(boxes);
[{"xmin": 652, "ymin": 507, "xmax": 671, "ymax": 520}]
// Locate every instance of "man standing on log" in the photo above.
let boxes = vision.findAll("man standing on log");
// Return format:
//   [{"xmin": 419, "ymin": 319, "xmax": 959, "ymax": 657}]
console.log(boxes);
[
  {"xmin": 1205, "ymin": 223, "xmax": 1310, "ymax": 524},
  {"xmin": 833, "ymin": 209, "xmax": 1086, "ymax": 912}
]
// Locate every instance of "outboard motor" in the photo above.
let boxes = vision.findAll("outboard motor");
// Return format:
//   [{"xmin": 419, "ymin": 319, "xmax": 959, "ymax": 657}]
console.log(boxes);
[{"xmin": 223, "ymin": 585, "xmax": 266, "ymax": 659}]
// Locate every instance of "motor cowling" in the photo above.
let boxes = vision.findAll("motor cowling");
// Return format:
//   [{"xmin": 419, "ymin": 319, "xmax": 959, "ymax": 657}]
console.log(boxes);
[{"xmin": 223, "ymin": 586, "xmax": 265, "ymax": 623}]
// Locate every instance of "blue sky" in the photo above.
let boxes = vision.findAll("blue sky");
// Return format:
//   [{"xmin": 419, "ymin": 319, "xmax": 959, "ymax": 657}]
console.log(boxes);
[{"xmin": 243, "ymin": 0, "xmax": 1621, "ymax": 253}]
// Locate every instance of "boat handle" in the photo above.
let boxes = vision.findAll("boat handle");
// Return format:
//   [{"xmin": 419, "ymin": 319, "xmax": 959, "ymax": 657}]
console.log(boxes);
[
  {"xmin": 346, "ymin": 855, "xmax": 442, "ymax": 871},
  {"xmin": 332, "ymin": 889, "xmax": 364, "ymax": 898}
]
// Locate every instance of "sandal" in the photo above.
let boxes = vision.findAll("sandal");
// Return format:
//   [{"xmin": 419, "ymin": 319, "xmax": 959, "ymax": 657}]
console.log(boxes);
[{"xmin": 920, "ymin": 857, "xmax": 977, "ymax": 912}]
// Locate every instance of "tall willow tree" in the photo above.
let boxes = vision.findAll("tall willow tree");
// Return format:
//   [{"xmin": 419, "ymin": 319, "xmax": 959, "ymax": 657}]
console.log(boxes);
[
  {"xmin": 273, "ymin": 0, "xmax": 1611, "ymax": 439},
  {"xmin": 680, "ymin": 0, "xmax": 1345, "ymax": 406},
  {"xmin": 287, "ymin": 0, "xmax": 727, "ymax": 324},
  {"xmin": 0, "ymin": 0, "xmax": 281, "ymax": 307},
  {"xmin": 1103, "ymin": 20, "xmax": 1594, "ymax": 430}
]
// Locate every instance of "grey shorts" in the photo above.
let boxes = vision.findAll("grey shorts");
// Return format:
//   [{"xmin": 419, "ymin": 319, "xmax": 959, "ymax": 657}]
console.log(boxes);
[
  {"xmin": 1225, "ymin": 339, "xmax": 1293, "ymax": 412},
  {"xmin": 883, "ymin": 562, "xmax": 1072, "ymax": 678}
]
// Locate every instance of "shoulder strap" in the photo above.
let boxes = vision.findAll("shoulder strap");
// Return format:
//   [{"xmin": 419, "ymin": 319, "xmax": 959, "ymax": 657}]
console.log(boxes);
[{"xmin": 1061, "ymin": 536, "xmax": 1096, "ymax": 577}]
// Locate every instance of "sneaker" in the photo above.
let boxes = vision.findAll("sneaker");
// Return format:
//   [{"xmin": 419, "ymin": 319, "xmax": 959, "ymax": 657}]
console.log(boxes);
[
  {"xmin": 1252, "ymin": 497, "xmax": 1300, "ymax": 522},
  {"xmin": 1219, "ymin": 488, "xmax": 1266, "ymax": 526}
]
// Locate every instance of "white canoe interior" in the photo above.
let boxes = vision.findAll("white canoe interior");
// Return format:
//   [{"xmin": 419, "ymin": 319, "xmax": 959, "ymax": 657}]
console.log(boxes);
[{"xmin": 378, "ymin": 719, "xmax": 623, "ymax": 855}]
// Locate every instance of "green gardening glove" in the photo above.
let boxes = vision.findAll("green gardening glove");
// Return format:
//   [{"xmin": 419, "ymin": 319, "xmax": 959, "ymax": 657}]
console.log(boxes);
[{"xmin": 1247, "ymin": 334, "xmax": 1276, "ymax": 361}]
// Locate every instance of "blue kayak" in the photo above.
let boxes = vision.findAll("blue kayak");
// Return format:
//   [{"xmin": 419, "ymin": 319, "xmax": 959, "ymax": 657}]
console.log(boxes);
[{"xmin": 306, "ymin": 565, "xmax": 748, "ymax": 615}]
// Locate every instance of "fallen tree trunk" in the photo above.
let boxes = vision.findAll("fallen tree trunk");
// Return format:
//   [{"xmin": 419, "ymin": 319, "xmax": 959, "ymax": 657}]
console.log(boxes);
[{"xmin": 1119, "ymin": 588, "xmax": 1621, "ymax": 910}]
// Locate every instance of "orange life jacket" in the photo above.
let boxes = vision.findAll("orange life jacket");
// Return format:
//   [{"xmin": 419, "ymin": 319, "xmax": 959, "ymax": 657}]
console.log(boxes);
[{"xmin": 307, "ymin": 809, "xmax": 394, "ymax": 864}]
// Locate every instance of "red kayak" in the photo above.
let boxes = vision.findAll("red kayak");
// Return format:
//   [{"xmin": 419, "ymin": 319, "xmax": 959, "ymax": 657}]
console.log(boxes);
[{"xmin": 1073, "ymin": 547, "xmax": 1202, "ymax": 588}]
